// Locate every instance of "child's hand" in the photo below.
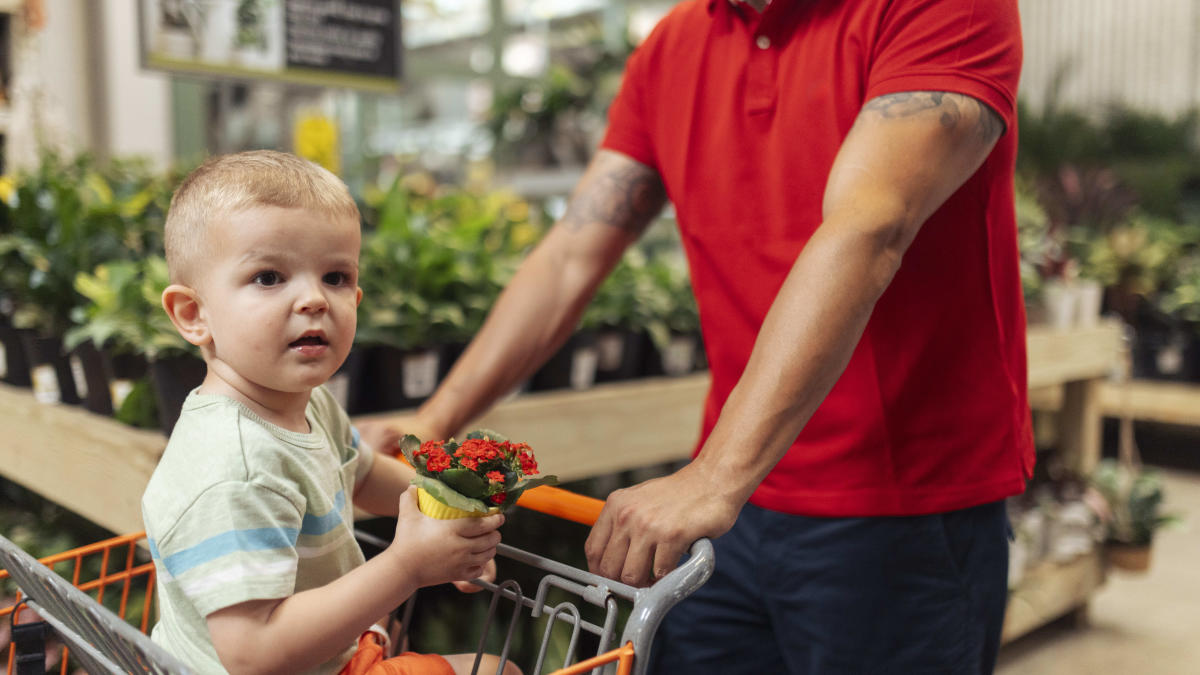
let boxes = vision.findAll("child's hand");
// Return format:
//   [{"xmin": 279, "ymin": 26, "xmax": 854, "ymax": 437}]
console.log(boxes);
[
  {"xmin": 388, "ymin": 486, "xmax": 503, "ymax": 588},
  {"xmin": 452, "ymin": 559, "xmax": 496, "ymax": 593}
]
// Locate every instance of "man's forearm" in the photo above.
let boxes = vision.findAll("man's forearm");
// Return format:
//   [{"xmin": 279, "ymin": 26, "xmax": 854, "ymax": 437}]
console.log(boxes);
[{"xmin": 693, "ymin": 218, "xmax": 904, "ymax": 505}]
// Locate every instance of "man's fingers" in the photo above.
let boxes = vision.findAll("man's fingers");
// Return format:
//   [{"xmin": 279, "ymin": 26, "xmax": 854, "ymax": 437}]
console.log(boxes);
[
  {"xmin": 651, "ymin": 540, "xmax": 688, "ymax": 582},
  {"xmin": 585, "ymin": 505, "xmax": 616, "ymax": 573},
  {"xmin": 619, "ymin": 535, "xmax": 655, "ymax": 587}
]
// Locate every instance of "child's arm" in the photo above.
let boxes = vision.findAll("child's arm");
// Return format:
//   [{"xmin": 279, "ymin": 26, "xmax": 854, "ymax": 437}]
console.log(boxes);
[
  {"xmin": 205, "ymin": 486, "xmax": 502, "ymax": 675},
  {"xmin": 353, "ymin": 451, "xmax": 415, "ymax": 517}
]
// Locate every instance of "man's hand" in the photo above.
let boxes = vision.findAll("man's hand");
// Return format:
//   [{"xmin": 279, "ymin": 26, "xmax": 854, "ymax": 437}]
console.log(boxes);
[{"xmin": 585, "ymin": 464, "xmax": 741, "ymax": 587}]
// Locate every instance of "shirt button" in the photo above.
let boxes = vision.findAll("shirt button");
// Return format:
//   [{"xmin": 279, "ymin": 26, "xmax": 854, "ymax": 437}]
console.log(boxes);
[{"xmin": 755, "ymin": 35, "xmax": 771, "ymax": 50}]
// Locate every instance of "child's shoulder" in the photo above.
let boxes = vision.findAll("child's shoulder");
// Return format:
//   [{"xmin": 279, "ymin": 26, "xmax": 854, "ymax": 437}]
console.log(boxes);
[{"xmin": 143, "ymin": 394, "xmax": 300, "ymax": 521}]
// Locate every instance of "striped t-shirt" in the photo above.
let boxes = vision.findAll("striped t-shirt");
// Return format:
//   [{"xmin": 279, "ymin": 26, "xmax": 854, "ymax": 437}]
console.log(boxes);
[{"xmin": 142, "ymin": 386, "xmax": 374, "ymax": 674}]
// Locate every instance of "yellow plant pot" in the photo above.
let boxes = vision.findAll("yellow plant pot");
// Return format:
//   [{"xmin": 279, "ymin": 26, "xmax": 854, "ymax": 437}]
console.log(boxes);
[{"xmin": 416, "ymin": 487, "xmax": 497, "ymax": 520}]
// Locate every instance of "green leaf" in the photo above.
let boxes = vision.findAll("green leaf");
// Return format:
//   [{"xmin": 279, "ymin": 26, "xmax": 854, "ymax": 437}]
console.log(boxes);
[
  {"xmin": 410, "ymin": 475, "xmax": 491, "ymax": 514},
  {"xmin": 437, "ymin": 468, "xmax": 489, "ymax": 499},
  {"xmin": 398, "ymin": 434, "xmax": 424, "ymax": 470}
]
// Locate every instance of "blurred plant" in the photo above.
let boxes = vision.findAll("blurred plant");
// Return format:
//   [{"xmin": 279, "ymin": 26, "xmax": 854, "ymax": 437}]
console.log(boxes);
[
  {"xmin": 1090, "ymin": 459, "xmax": 1180, "ymax": 546},
  {"xmin": 1158, "ymin": 253, "xmax": 1200, "ymax": 324},
  {"xmin": 0, "ymin": 153, "xmax": 127, "ymax": 335},
  {"xmin": 64, "ymin": 257, "xmax": 192, "ymax": 360},
  {"xmin": 486, "ymin": 35, "xmax": 629, "ymax": 167},
  {"xmin": 582, "ymin": 246, "xmax": 698, "ymax": 352},
  {"xmin": 357, "ymin": 172, "xmax": 542, "ymax": 349}
]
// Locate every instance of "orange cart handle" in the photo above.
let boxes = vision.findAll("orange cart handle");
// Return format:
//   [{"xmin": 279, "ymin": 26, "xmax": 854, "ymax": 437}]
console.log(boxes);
[{"xmin": 516, "ymin": 485, "xmax": 604, "ymax": 526}]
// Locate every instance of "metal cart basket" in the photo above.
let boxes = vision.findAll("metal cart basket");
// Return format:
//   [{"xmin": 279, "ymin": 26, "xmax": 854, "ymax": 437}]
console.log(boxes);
[{"xmin": 2, "ymin": 486, "xmax": 713, "ymax": 675}]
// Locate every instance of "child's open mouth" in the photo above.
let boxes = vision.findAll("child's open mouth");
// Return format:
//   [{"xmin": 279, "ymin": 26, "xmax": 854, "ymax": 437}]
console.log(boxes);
[{"xmin": 289, "ymin": 334, "xmax": 329, "ymax": 356}]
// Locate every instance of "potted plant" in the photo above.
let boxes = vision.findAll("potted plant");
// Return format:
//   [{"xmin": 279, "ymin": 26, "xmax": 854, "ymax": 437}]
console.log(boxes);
[
  {"xmin": 398, "ymin": 430, "xmax": 557, "ymax": 519},
  {"xmin": 356, "ymin": 173, "xmax": 535, "ymax": 409},
  {"xmin": 1089, "ymin": 431, "xmax": 1180, "ymax": 573},
  {"xmin": 0, "ymin": 153, "xmax": 134, "ymax": 406}
]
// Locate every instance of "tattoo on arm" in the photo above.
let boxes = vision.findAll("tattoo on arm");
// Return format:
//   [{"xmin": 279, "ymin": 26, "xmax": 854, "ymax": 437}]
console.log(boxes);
[
  {"xmin": 863, "ymin": 91, "xmax": 1004, "ymax": 144},
  {"xmin": 562, "ymin": 162, "xmax": 667, "ymax": 235}
]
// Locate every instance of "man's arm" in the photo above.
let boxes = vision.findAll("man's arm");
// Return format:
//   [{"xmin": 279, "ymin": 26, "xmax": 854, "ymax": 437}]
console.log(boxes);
[
  {"xmin": 585, "ymin": 91, "xmax": 1006, "ymax": 586},
  {"xmin": 379, "ymin": 150, "xmax": 668, "ymax": 441}
]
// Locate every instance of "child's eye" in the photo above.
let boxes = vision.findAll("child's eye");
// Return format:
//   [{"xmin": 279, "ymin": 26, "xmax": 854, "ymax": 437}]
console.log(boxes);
[
  {"xmin": 323, "ymin": 271, "xmax": 351, "ymax": 286},
  {"xmin": 253, "ymin": 271, "xmax": 282, "ymax": 286}
]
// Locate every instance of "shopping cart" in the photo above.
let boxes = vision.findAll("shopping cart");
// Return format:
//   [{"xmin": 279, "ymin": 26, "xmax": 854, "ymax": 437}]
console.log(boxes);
[{"xmin": 1, "ymin": 486, "xmax": 714, "ymax": 675}]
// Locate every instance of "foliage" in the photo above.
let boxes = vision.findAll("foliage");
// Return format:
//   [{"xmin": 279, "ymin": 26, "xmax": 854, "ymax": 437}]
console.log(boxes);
[
  {"xmin": 1090, "ymin": 460, "xmax": 1180, "ymax": 545},
  {"xmin": 398, "ymin": 430, "xmax": 557, "ymax": 515},
  {"xmin": 1158, "ymin": 253, "xmax": 1200, "ymax": 324},
  {"xmin": 486, "ymin": 35, "xmax": 629, "ymax": 167},
  {"xmin": 0, "ymin": 153, "xmax": 173, "ymax": 336},
  {"xmin": 582, "ymin": 245, "xmax": 699, "ymax": 352},
  {"xmin": 357, "ymin": 173, "xmax": 541, "ymax": 349},
  {"xmin": 64, "ymin": 257, "xmax": 193, "ymax": 359}
]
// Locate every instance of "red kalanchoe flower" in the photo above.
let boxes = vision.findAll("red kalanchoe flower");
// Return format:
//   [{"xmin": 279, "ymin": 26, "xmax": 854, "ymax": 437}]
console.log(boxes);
[
  {"xmin": 486, "ymin": 471, "xmax": 505, "ymax": 483},
  {"xmin": 490, "ymin": 492, "xmax": 507, "ymax": 505},
  {"xmin": 459, "ymin": 456, "xmax": 479, "ymax": 471},
  {"xmin": 426, "ymin": 448, "xmax": 452, "ymax": 472},
  {"xmin": 416, "ymin": 440, "xmax": 443, "ymax": 458}
]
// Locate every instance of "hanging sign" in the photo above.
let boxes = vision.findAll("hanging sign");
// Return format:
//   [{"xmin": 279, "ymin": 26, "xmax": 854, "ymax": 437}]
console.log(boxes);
[{"xmin": 138, "ymin": 0, "xmax": 403, "ymax": 92}]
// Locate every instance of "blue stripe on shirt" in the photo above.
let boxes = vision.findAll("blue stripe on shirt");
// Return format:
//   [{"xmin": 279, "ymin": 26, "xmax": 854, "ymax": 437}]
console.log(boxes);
[
  {"xmin": 150, "ymin": 491, "xmax": 347, "ymax": 576},
  {"xmin": 154, "ymin": 527, "xmax": 299, "ymax": 577},
  {"xmin": 300, "ymin": 490, "xmax": 347, "ymax": 536}
]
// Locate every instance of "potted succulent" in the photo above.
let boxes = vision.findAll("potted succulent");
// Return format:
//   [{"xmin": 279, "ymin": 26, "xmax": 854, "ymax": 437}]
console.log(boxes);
[{"xmin": 398, "ymin": 430, "xmax": 557, "ymax": 519}]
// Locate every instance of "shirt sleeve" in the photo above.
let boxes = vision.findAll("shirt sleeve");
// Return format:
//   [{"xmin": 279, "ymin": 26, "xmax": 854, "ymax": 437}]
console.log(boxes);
[
  {"xmin": 601, "ymin": 38, "xmax": 659, "ymax": 170},
  {"xmin": 865, "ymin": 0, "xmax": 1022, "ymax": 130},
  {"xmin": 151, "ymin": 481, "xmax": 302, "ymax": 618}
]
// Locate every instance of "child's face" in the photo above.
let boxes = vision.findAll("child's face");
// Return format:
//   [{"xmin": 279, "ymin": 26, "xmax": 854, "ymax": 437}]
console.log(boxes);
[{"xmin": 197, "ymin": 205, "xmax": 362, "ymax": 397}]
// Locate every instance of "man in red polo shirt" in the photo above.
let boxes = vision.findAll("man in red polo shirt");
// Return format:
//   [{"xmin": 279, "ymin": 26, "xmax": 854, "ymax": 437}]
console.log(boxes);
[{"xmin": 376, "ymin": 0, "xmax": 1031, "ymax": 671}]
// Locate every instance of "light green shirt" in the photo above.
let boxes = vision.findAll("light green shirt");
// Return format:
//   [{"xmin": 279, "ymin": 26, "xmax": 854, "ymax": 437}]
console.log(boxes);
[{"xmin": 142, "ymin": 386, "xmax": 374, "ymax": 675}]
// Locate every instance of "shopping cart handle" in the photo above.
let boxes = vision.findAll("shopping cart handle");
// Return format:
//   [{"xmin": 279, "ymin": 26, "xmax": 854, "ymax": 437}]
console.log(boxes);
[{"xmin": 515, "ymin": 485, "xmax": 604, "ymax": 525}]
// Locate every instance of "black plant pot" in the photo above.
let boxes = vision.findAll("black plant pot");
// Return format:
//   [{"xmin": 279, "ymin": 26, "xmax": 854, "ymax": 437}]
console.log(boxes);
[
  {"xmin": 594, "ymin": 328, "xmax": 647, "ymax": 383},
  {"xmin": 531, "ymin": 331, "xmax": 598, "ymax": 392},
  {"xmin": 0, "ymin": 323, "xmax": 32, "ymax": 387},
  {"xmin": 1130, "ymin": 326, "xmax": 1200, "ymax": 382},
  {"xmin": 369, "ymin": 345, "xmax": 445, "ymax": 412},
  {"xmin": 19, "ymin": 332, "xmax": 82, "ymax": 405},
  {"xmin": 103, "ymin": 350, "xmax": 150, "ymax": 416},
  {"xmin": 150, "ymin": 353, "xmax": 206, "ymax": 435},
  {"xmin": 327, "ymin": 347, "xmax": 370, "ymax": 415},
  {"xmin": 71, "ymin": 340, "xmax": 115, "ymax": 416}
]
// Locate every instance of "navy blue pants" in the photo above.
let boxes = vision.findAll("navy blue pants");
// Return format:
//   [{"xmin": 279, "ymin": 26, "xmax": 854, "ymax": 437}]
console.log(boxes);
[{"xmin": 648, "ymin": 500, "xmax": 1010, "ymax": 674}]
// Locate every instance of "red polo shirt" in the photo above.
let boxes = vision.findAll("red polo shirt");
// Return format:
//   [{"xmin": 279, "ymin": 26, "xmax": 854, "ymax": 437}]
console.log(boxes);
[{"xmin": 602, "ymin": 0, "xmax": 1034, "ymax": 516}]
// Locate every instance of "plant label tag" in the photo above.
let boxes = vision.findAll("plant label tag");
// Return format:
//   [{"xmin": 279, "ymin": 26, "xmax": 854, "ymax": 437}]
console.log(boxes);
[
  {"xmin": 32, "ymin": 364, "xmax": 62, "ymax": 404},
  {"xmin": 69, "ymin": 355, "xmax": 88, "ymax": 398},
  {"xmin": 403, "ymin": 351, "xmax": 440, "ymax": 398},
  {"xmin": 595, "ymin": 332, "xmax": 625, "ymax": 371},
  {"xmin": 663, "ymin": 337, "xmax": 696, "ymax": 376},
  {"xmin": 327, "ymin": 372, "xmax": 350, "ymax": 409},
  {"xmin": 0, "ymin": 343, "xmax": 6, "ymax": 379},
  {"xmin": 110, "ymin": 379, "xmax": 135, "ymax": 410},
  {"xmin": 570, "ymin": 346, "xmax": 597, "ymax": 390}
]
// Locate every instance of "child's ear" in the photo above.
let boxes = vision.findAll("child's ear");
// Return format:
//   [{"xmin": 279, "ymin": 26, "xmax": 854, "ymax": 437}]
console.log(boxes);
[
  {"xmin": 161, "ymin": 284, "xmax": 211, "ymax": 347},
  {"xmin": 356, "ymin": 286, "xmax": 363, "ymax": 307}
]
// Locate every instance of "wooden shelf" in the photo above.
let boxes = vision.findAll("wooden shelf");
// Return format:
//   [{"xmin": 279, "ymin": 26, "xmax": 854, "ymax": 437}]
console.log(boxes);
[
  {"xmin": 0, "ymin": 321, "xmax": 1125, "ymax": 640},
  {"xmin": 1002, "ymin": 549, "xmax": 1106, "ymax": 643}
]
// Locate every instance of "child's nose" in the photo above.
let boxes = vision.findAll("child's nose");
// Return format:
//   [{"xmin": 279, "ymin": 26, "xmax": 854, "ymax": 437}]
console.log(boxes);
[{"xmin": 295, "ymin": 281, "xmax": 329, "ymax": 314}]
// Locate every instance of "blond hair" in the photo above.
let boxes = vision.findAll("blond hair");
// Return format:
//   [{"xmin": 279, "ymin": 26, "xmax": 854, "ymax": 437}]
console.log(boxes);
[{"xmin": 164, "ymin": 150, "xmax": 361, "ymax": 284}]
